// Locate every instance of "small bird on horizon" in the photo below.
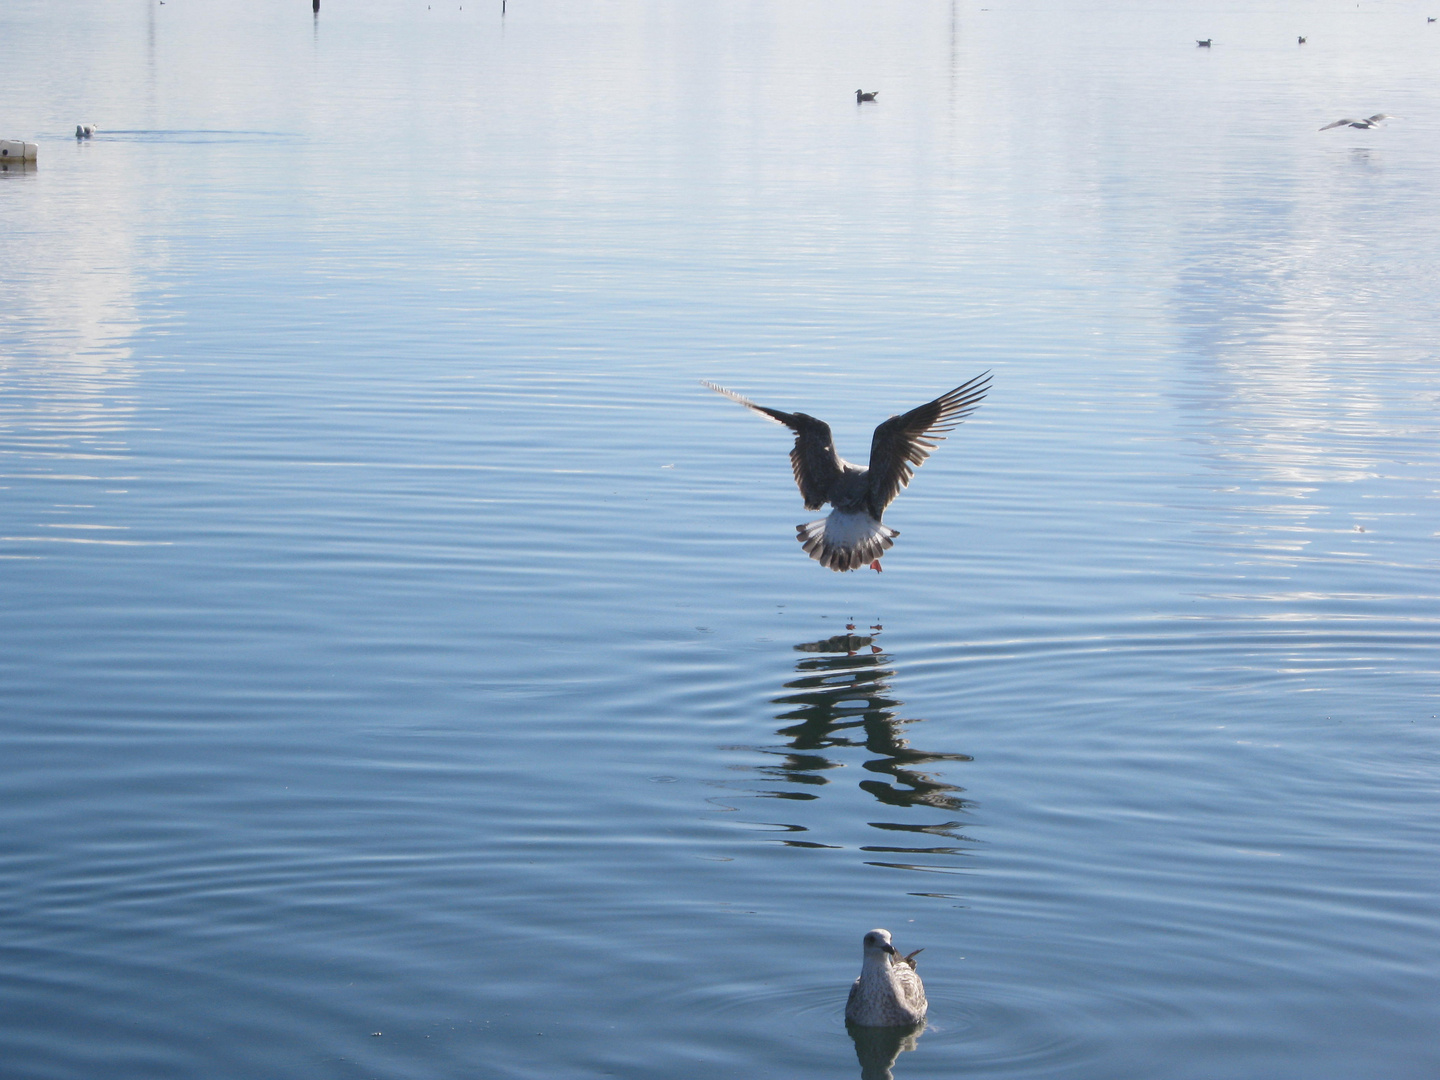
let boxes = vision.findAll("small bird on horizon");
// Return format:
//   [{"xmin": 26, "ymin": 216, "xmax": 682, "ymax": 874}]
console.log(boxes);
[
  {"xmin": 856, "ymin": 89, "xmax": 878, "ymax": 102},
  {"xmin": 702, "ymin": 372, "xmax": 989, "ymax": 572},
  {"xmin": 1320, "ymin": 113, "xmax": 1397, "ymax": 130},
  {"xmin": 846, "ymin": 929, "xmax": 927, "ymax": 1027},
  {"xmin": 1196, "ymin": 38, "xmax": 1212, "ymax": 47}
]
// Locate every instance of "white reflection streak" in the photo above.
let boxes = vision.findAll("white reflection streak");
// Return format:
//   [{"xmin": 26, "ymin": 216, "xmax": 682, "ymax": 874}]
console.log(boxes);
[{"xmin": 1, "ymin": 168, "xmax": 145, "ymax": 555}]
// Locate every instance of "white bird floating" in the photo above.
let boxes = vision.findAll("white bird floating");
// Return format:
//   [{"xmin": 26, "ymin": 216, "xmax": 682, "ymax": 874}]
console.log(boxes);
[
  {"xmin": 702, "ymin": 372, "xmax": 989, "ymax": 572},
  {"xmin": 1320, "ymin": 113, "xmax": 1397, "ymax": 130},
  {"xmin": 75, "ymin": 124, "xmax": 97, "ymax": 139},
  {"xmin": 845, "ymin": 928, "xmax": 928, "ymax": 1027}
]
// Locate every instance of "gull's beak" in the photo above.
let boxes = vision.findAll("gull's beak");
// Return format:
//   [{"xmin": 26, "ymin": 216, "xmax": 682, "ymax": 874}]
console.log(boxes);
[{"xmin": 882, "ymin": 943, "xmax": 897, "ymax": 955}]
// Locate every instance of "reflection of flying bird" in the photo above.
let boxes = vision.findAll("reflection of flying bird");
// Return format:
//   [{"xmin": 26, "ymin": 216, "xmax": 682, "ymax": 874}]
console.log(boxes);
[
  {"xmin": 1320, "ymin": 114, "xmax": 1397, "ymax": 130},
  {"xmin": 846, "ymin": 928, "xmax": 927, "ymax": 1026},
  {"xmin": 702, "ymin": 372, "xmax": 990, "ymax": 571}
]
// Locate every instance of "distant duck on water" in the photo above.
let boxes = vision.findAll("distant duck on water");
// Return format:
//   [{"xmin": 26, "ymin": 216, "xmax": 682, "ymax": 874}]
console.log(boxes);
[
  {"xmin": 1196, "ymin": 38, "xmax": 1212, "ymax": 46},
  {"xmin": 75, "ymin": 124, "xmax": 96, "ymax": 138},
  {"xmin": 856, "ymin": 89, "xmax": 878, "ymax": 102},
  {"xmin": 846, "ymin": 929, "xmax": 927, "ymax": 1027}
]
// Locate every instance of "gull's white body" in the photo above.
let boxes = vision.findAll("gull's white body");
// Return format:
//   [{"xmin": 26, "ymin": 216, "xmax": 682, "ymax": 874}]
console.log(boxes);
[{"xmin": 845, "ymin": 929, "xmax": 927, "ymax": 1027}]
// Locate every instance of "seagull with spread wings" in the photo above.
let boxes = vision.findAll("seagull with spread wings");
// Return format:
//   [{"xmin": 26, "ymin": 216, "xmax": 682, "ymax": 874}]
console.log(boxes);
[
  {"xmin": 1320, "ymin": 113, "xmax": 1397, "ymax": 130},
  {"xmin": 701, "ymin": 372, "xmax": 990, "ymax": 572}
]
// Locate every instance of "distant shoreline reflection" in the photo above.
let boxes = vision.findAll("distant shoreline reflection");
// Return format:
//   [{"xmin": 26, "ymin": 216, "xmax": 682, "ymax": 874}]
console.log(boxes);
[{"xmin": 715, "ymin": 628, "xmax": 979, "ymax": 875}]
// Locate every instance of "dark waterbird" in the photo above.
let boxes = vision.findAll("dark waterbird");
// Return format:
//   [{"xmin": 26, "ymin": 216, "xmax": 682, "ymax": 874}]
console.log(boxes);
[
  {"xmin": 701, "ymin": 372, "xmax": 989, "ymax": 572},
  {"xmin": 856, "ymin": 89, "xmax": 879, "ymax": 102},
  {"xmin": 1196, "ymin": 38, "xmax": 1212, "ymax": 46}
]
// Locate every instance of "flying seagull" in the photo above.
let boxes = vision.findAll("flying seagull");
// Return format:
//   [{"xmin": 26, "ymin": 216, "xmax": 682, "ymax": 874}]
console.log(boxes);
[
  {"xmin": 701, "ymin": 371, "xmax": 989, "ymax": 571},
  {"xmin": 846, "ymin": 929, "xmax": 927, "ymax": 1027},
  {"xmin": 1320, "ymin": 113, "xmax": 1396, "ymax": 130},
  {"xmin": 856, "ymin": 89, "xmax": 879, "ymax": 102}
]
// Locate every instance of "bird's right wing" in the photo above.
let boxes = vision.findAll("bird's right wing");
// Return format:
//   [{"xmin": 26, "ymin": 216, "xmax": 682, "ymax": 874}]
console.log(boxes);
[
  {"xmin": 1319, "ymin": 119, "xmax": 1358, "ymax": 130},
  {"xmin": 864, "ymin": 371, "xmax": 991, "ymax": 514},
  {"xmin": 702, "ymin": 381, "xmax": 842, "ymax": 510}
]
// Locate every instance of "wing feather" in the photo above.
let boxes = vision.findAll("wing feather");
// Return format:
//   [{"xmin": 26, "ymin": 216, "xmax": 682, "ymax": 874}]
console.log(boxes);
[
  {"xmin": 702, "ymin": 381, "xmax": 843, "ymax": 510},
  {"xmin": 865, "ymin": 371, "xmax": 990, "ymax": 515}
]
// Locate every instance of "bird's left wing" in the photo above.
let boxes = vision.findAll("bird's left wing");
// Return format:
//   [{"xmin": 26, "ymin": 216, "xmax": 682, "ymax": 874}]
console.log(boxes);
[
  {"xmin": 865, "ymin": 371, "xmax": 990, "ymax": 515},
  {"xmin": 702, "ymin": 381, "xmax": 843, "ymax": 510}
]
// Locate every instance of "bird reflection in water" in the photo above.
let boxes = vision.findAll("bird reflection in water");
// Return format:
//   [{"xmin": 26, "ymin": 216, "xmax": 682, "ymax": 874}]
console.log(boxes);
[
  {"xmin": 723, "ymin": 626, "xmax": 977, "ymax": 871},
  {"xmin": 847, "ymin": 1020, "xmax": 925, "ymax": 1080}
]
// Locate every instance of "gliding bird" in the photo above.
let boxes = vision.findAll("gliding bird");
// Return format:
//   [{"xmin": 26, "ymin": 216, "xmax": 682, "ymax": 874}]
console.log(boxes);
[
  {"xmin": 702, "ymin": 372, "xmax": 990, "ymax": 572},
  {"xmin": 1320, "ymin": 113, "xmax": 1397, "ymax": 130}
]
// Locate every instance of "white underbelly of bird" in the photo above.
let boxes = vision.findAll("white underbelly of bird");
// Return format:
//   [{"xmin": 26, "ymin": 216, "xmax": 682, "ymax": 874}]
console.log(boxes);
[{"xmin": 797, "ymin": 510, "xmax": 897, "ymax": 572}]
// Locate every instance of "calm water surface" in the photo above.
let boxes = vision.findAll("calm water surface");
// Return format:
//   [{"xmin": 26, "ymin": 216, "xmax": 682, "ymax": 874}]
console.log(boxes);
[{"xmin": 3, "ymin": 0, "xmax": 1439, "ymax": 1076}]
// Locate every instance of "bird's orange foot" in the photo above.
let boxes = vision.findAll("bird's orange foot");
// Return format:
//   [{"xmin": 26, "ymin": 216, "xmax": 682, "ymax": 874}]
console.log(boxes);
[{"xmin": 870, "ymin": 560, "xmax": 883, "ymax": 572}]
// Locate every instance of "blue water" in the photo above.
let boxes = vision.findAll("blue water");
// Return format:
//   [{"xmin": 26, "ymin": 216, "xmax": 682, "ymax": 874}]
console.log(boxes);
[{"xmin": 3, "ymin": 0, "xmax": 1439, "ymax": 1076}]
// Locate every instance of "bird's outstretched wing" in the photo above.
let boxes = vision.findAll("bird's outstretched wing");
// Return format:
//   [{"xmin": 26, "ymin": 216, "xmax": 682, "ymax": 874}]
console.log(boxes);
[
  {"xmin": 1320, "ymin": 118, "xmax": 1360, "ymax": 130},
  {"xmin": 702, "ymin": 381, "xmax": 843, "ymax": 510},
  {"xmin": 865, "ymin": 371, "xmax": 990, "ymax": 515}
]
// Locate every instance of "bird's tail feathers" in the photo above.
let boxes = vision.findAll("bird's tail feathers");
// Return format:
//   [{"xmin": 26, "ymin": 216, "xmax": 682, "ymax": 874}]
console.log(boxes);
[{"xmin": 797, "ymin": 511, "xmax": 897, "ymax": 571}]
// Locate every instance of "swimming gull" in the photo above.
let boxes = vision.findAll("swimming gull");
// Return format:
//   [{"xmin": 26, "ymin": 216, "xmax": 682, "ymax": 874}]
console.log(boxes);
[
  {"xmin": 1320, "ymin": 113, "xmax": 1397, "ymax": 130},
  {"xmin": 75, "ymin": 124, "xmax": 97, "ymax": 138},
  {"xmin": 856, "ymin": 89, "xmax": 879, "ymax": 102},
  {"xmin": 702, "ymin": 372, "xmax": 989, "ymax": 572},
  {"xmin": 845, "ymin": 928, "xmax": 928, "ymax": 1027}
]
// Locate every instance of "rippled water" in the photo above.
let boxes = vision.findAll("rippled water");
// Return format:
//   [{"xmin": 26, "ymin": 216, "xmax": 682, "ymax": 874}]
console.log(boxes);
[{"xmin": 4, "ymin": 0, "xmax": 1439, "ymax": 1076}]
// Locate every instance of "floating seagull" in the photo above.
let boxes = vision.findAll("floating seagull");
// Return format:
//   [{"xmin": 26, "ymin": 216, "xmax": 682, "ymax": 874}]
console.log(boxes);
[
  {"xmin": 75, "ymin": 124, "xmax": 96, "ymax": 138},
  {"xmin": 702, "ymin": 372, "xmax": 989, "ymax": 572},
  {"xmin": 846, "ymin": 929, "xmax": 927, "ymax": 1027},
  {"xmin": 1196, "ymin": 38, "xmax": 1212, "ymax": 47},
  {"xmin": 856, "ymin": 89, "xmax": 879, "ymax": 102},
  {"xmin": 1298, "ymin": 35, "xmax": 1306, "ymax": 43},
  {"xmin": 1320, "ymin": 113, "xmax": 1397, "ymax": 130}
]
